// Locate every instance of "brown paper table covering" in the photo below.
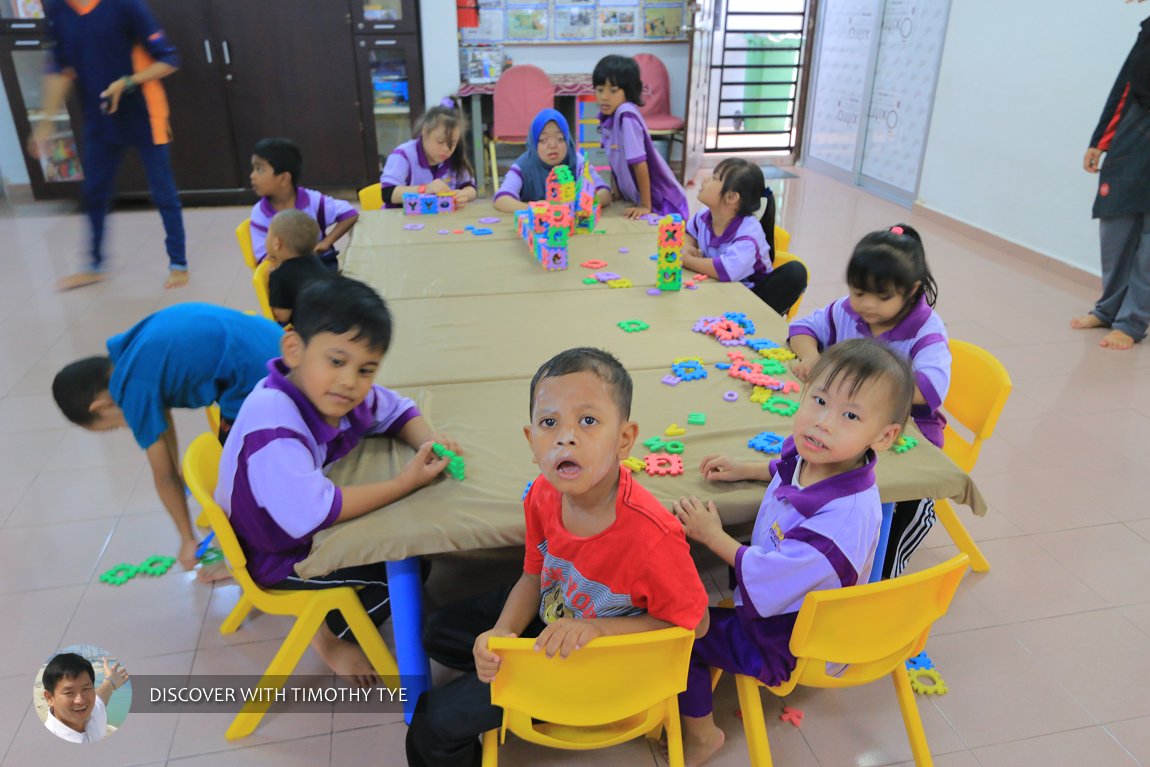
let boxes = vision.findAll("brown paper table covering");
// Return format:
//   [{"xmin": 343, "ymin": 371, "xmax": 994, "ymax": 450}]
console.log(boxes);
[
  {"xmin": 342, "ymin": 232, "xmax": 670, "ymax": 300},
  {"xmin": 376, "ymin": 282, "xmax": 781, "ymax": 388},
  {"xmin": 297, "ymin": 368, "xmax": 987, "ymax": 578},
  {"xmin": 348, "ymin": 201, "xmax": 662, "ymax": 247}
]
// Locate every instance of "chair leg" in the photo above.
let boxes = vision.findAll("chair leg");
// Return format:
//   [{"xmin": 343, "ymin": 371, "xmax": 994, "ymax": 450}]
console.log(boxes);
[
  {"xmin": 891, "ymin": 667, "xmax": 934, "ymax": 766},
  {"xmin": 481, "ymin": 728, "xmax": 499, "ymax": 766},
  {"xmin": 225, "ymin": 602, "xmax": 326, "ymax": 740},
  {"xmin": 487, "ymin": 139, "xmax": 498, "ymax": 194},
  {"xmin": 665, "ymin": 698, "xmax": 686, "ymax": 767},
  {"xmin": 733, "ymin": 674, "xmax": 773, "ymax": 767},
  {"xmin": 339, "ymin": 600, "xmax": 399, "ymax": 679},
  {"xmin": 219, "ymin": 594, "xmax": 255, "ymax": 635},
  {"xmin": 935, "ymin": 498, "xmax": 990, "ymax": 573},
  {"xmin": 195, "ymin": 510, "xmax": 209, "ymax": 528}
]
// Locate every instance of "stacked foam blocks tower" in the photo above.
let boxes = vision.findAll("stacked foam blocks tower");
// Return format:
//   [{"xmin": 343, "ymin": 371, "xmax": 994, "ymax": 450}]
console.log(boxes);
[
  {"xmin": 401, "ymin": 191, "xmax": 456, "ymax": 215},
  {"xmin": 657, "ymin": 214, "xmax": 684, "ymax": 291}
]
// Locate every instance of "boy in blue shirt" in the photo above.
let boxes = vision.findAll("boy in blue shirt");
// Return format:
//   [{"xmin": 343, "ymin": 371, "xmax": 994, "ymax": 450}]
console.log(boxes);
[
  {"xmin": 32, "ymin": 0, "xmax": 187, "ymax": 291},
  {"xmin": 51, "ymin": 304, "xmax": 283, "ymax": 576}
]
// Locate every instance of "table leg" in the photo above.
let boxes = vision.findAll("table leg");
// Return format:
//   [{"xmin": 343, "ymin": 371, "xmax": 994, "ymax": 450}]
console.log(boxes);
[
  {"xmin": 386, "ymin": 556, "xmax": 429, "ymax": 724},
  {"xmin": 470, "ymin": 94, "xmax": 486, "ymax": 194},
  {"xmin": 869, "ymin": 502, "xmax": 895, "ymax": 583}
]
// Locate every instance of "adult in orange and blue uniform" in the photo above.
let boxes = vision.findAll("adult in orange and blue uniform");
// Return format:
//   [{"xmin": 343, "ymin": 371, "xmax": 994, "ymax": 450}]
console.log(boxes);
[{"xmin": 31, "ymin": 0, "xmax": 187, "ymax": 290}]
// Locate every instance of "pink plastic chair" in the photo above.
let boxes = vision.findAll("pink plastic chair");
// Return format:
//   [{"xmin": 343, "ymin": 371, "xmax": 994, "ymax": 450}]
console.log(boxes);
[
  {"xmin": 487, "ymin": 64, "xmax": 554, "ymax": 190},
  {"xmin": 635, "ymin": 53, "xmax": 686, "ymax": 181}
]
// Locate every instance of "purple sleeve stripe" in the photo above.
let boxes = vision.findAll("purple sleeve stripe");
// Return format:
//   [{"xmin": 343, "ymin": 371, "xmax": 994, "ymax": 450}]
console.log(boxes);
[
  {"xmin": 493, "ymin": 190, "xmax": 519, "ymax": 201},
  {"xmin": 507, "ymin": 166, "xmax": 523, "ymax": 179},
  {"xmin": 459, "ymin": 181, "xmax": 476, "ymax": 189},
  {"xmin": 381, "ymin": 405, "xmax": 420, "ymax": 437},
  {"xmin": 733, "ymin": 545, "xmax": 762, "ymax": 615},
  {"xmin": 825, "ymin": 305, "xmax": 838, "ymax": 346},
  {"xmin": 627, "ymin": 156, "xmax": 647, "ymax": 166},
  {"xmin": 250, "ymin": 222, "xmax": 268, "ymax": 232},
  {"xmin": 785, "ymin": 527, "xmax": 858, "ymax": 587},
  {"xmin": 787, "ymin": 326, "xmax": 820, "ymax": 342},
  {"xmin": 915, "ymin": 370, "xmax": 943, "ymax": 410},
  {"xmin": 325, "ymin": 486, "xmax": 343, "ymax": 529},
  {"xmin": 910, "ymin": 333, "xmax": 947, "ymax": 358},
  {"xmin": 712, "ymin": 256, "xmax": 733, "ymax": 283}
]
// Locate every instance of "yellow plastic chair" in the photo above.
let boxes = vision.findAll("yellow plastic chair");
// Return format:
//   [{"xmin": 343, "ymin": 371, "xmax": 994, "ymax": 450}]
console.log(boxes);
[
  {"xmin": 194, "ymin": 405, "xmax": 223, "ymax": 528},
  {"xmin": 933, "ymin": 340, "xmax": 1012, "ymax": 573},
  {"xmin": 236, "ymin": 218, "xmax": 257, "ymax": 272},
  {"xmin": 183, "ymin": 433, "xmax": 400, "ymax": 739},
  {"xmin": 482, "ymin": 627, "xmax": 695, "ymax": 766},
  {"xmin": 358, "ymin": 182, "xmax": 384, "ymax": 211},
  {"xmin": 252, "ymin": 259, "xmax": 274, "ymax": 321},
  {"xmin": 772, "ymin": 250, "xmax": 808, "ymax": 321},
  {"xmin": 773, "ymin": 225, "xmax": 790, "ymax": 254},
  {"xmin": 725, "ymin": 553, "xmax": 970, "ymax": 767}
]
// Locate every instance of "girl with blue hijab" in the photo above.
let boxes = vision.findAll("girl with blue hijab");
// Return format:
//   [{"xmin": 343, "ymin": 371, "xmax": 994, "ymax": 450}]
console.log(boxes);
[{"xmin": 493, "ymin": 108, "xmax": 612, "ymax": 212}]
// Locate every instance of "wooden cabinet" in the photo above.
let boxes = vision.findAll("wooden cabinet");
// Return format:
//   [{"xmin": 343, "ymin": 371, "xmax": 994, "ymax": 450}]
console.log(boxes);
[{"xmin": 354, "ymin": 34, "xmax": 425, "ymax": 175}]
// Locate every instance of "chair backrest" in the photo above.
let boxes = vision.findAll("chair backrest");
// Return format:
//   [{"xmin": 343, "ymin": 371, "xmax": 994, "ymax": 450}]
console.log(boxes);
[
  {"xmin": 772, "ymin": 250, "xmax": 808, "ymax": 321},
  {"xmin": 183, "ymin": 433, "xmax": 257, "ymax": 591},
  {"xmin": 774, "ymin": 224, "xmax": 791, "ymax": 254},
  {"xmin": 252, "ymin": 260, "xmax": 274, "ymax": 321},
  {"xmin": 489, "ymin": 627, "xmax": 693, "ymax": 736},
  {"xmin": 941, "ymin": 340, "xmax": 1012, "ymax": 473},
  {"xmin": 784, "ymin": 554, "xmax": 969, "ymax": 692},
  {"xmin": 493, "ymin": 65, "xmax": 554, "ymax": 142},
  {"xmin": 358, "ymin": 183, "xmax": 383, "ymax": 212},
  {"xmin": 634, "ymin": 53, "xmax": 672, "ymax": 119},
  {"xmin": 236, "ymin": 219, "xmax": 257, "ymax": 271}
]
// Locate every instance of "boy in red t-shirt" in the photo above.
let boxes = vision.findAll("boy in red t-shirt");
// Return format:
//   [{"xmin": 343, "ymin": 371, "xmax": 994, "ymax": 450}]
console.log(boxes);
[{"xmin": 406, "ymin": 347, "xmax": 710, "ymax": 767}]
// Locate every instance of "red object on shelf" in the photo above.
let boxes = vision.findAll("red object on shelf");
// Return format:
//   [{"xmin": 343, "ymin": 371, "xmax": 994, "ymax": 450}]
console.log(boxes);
[{"xmin": 457, "ymin": 0, "xmax": 479, "ymax": 28}]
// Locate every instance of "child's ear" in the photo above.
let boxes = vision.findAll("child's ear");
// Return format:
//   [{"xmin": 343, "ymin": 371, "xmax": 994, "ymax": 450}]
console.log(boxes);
[
  {"xmin": 871, "ymin": 423, "xmax": 902, "ymax": 453},
  {"xmin": 617, "ymin": 419, "xmax": 639, "ymax": 458},
  {"xmin": 281, "ymin": 331, "xmax": 305, "ymax": 368},
  {"xmin": 522, "ymin": 424, "xmax": 540, "ymax": 465},
  {"xmin": 89, "ymin": 390, "xmax": 116, "ymax": 414}
]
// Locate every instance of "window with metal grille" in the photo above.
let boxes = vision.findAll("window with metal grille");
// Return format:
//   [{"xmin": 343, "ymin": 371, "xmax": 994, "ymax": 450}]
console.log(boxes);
[{"xmin": 706, "ymin": 0, "xmax": 811, "ymax": 153}]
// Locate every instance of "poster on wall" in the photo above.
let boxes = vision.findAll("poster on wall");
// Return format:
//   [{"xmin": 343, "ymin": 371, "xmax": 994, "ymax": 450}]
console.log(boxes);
[
  {"xmin": 462, "ymin": 9, "xmax": 505, "ymax": 42},
  {"xmin": 463, "ymin": 0, "xmax": 686, "ymax": 44},
  {"xmin": 554, "ymin": 5, "xmax": 596, "ymax": 39},
  {"xmin": 600, "ymin": 7, "xmax": 638, "ymax": 39},
  {"xmin": 643, "ymin": 5, "xmax": 683, "ymax": 38},
  {"xmin": 506, "ymin": 6, "xmax": 549, "ymax": 40}
]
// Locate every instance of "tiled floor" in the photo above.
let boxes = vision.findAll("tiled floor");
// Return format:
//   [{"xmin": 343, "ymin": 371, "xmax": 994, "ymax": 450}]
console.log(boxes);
[{"xmin": 2, "ymin": 167, "xmax": 1148, "ymax": 766}]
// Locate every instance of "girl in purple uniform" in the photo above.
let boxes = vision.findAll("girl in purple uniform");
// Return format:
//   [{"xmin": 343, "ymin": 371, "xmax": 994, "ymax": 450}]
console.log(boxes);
[
  {"xmin": 380, "ymin": 100, "xmax": 478, "ymax": 209},
  {"xmin": 789, "ymin": 224, "xmax": 952, "ymax": 578},
  {"xmin": 593, "ymin": 55, "xmax": 688, "ymax": 219},
  {"xmin": 682, "ymin": 158, "xmax": 807, "ymax": 316}
]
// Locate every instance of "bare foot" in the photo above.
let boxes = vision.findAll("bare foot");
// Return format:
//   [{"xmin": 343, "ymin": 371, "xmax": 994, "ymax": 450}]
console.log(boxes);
[
  {"xmin": 1070, "ymin": 314, "xmax": 1106, "ymax": 330},
  {"xmin": 312, "ymin": 625, "xmax": 382, "ymax": 688},
  {"xmin": 56, "ymin": 271, "xmax": 106, "ymax": 291},
  {"xmin": 195, "ymin": 561, "xmax": 232, "ymax": 583},
  {"xmin": 165, "ymin": 269, "xmax": 189, "ymax": 289},
  {"xmin": 1100, "ymin": 329, "xmax": 1136, "ymax": 350},
  {"xmin": 682, "ymin": 717, "xmax": 726, "ymax": 767}
]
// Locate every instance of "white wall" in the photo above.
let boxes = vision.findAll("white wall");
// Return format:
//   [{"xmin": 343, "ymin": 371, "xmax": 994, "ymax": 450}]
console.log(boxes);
[
  {"xmin": 419, "ymin": 0, "xmax": 461, "ymax": 106},
  {"xmin": 0, "ymin": 80, "xmax": 30, "ymax": 190},
  {"xmin": 917, "ymin": 1, "xmax": 1143, "ymax": 276}
]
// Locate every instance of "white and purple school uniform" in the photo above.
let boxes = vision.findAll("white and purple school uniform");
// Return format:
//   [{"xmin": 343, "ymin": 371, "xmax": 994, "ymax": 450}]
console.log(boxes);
[
  {"xmin": 379, "ymin": 138, "xmax": 475, "ymax": 208},
  {"xmin": 686, "ymin": 209, "xmax": 771, "ymax": 286},
  {"xmin": 249, "ymin": 187, "xmax": 357, "ymax": 263},
  {"xmin": 494, "ymin": 152, "xmax": 610, "ymax": 203},
  {"xmin": 789, "ymin": 295, "xmax": 951, "ymax": 447},
  {"xmin": 215, "ymin": 358, "xmax": 419, "ymax": 586},
  {"xmin": 679, "ymin": 438, "xmax": 881, "ymax": 716},
  {"xmin": 598, "ymin": 102, "xmax": 687, "ymax": 218}
]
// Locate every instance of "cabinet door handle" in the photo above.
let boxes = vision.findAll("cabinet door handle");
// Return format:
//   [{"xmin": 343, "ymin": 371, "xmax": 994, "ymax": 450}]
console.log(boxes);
[
  {"xmin": 14, "ymin": 39, "xmax": 40, "ymax": 46},
  {"xmin": 10, "ymin": 22, "xmax": 36, "ymax": 29},
  {"xmin": 374, "ymin": 40, "xmax": 397, "ymax": 46},
  {"xmin": 222, "ymin": 40, "xmax": 231, "ymax": 65},
  {"xmin": 373, "ymin": 23, "xmax": 396, "ymax": 30},
  {"xmin": 203, "ymin": 39, "xmax": 213, "ymax": 64}
]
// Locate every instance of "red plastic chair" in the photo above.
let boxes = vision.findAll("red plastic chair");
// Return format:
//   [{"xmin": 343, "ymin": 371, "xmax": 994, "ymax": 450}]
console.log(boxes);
[
  {"xmin": 486, "ymin": 64, "xmax": 554, "ymax": 191},
  {"xmin": 635, "ymin": 53, "xmax": 686, "ymax": 181}
]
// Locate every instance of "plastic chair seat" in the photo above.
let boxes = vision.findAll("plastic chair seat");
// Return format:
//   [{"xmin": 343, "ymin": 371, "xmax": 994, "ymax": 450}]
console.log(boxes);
[
  {"xmin": 236, "ymin": 218, "xmax": 257, "ymax": 271},
  {"xmin": 646, "ymin": 114, "xmax": 685, "ymax": 132},
  {"xmin": 358, "ymin": 183, "xmax": 383, "ymax": 211},
  {"xmin": 252, "ymin": 260, "xmax": 274, "ymax": 321}
]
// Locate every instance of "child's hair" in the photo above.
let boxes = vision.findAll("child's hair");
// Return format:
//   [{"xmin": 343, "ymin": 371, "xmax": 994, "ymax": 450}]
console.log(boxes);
[
  {"xmin": 846, "ymin": 224, "xmax": 938, "ymax": 314},
  {"xmin": 269, "ymin": 209, "xmax": 320, "ymax": 260},
  {"xmin": 52, "ymin": 356, "xmax": 113, "ymax": 427},
  {"xmin": 712, "ymin": 158, "xmax": 777, "ymax": 258},
  {"xmin": 413, "ymin": 99, "xmax": 475, "ymax": 179},
  {"xmin": 806, "ymin": 338, "xmax": 915, "ymax": 428},
  {"xmin": 253, "ymin": 138, "xmax": 303, "ymax": 189},
  {"xmin": 292, "ymin": 276, "xmax": 392, "ymax": 353},
  {"xmin": 43, "ymin": 653, "xmax": 95, "ymax": 695},
  {"xmin": 592, "ymin": 55, "xmax": 644, "ymax": 106},
  {"xmin": 529, "ymin": 347, "xmax": 633, "ymax": 420}
]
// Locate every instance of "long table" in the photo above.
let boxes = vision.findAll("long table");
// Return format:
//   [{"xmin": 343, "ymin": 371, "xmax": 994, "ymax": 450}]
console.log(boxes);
[{"xmin": 318, "ymin": 206, "xmax": 987, "ymax": 721}]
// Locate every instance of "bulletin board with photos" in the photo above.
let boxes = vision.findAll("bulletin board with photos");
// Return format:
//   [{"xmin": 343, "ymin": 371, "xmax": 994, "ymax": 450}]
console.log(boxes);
[{"xmin": 461, "ymin": 0, "xmax": 689, "ymax": 45}]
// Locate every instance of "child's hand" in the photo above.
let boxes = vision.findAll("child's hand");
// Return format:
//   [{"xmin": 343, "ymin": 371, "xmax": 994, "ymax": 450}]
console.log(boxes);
[
  {"xmin": 534, "ymin": 618, "xmax": 604, "ymax": 658},
  {"xmin": 681, "ymin": 242, "xmax": 701, "ymax": 260},
  {"xmin": 699, "ymin": 454, "xmax": 747, "ymax": 482},
  {"xmin": 473, "ymin": 627, "xmax": 517, "ymax": 683},
  {"xmin": 398, "ymin": 441, "xmax": 449, "ymax": 491},
  {"xmin": 791, "ymin": 354, "xmax": 818, "ymax": 382},
  {"xmin": 452, "ymin": 191, "xmax": 469, "ymax": 210},
  {"xmin": 624, "ymin": 206, "xmax": 652, "ymax": 220},
  {"xmin": 427, "ymin": 179, "xmax": 451, "ymax": 194},
  {"xmin": 178, "ymin": 539, "xmax": 199, "ymax": 571},
  {"xmin": 430, "ymin": 433, "xmax": 461, "ymax": 454},
  {"xmin": 1083, "ymin": 147, "xmax": 1103, "ymax": 173},
  {"xmin": 101, "ymin": 658, "xmax": 129, "ymax": 690},
  {"xmin": 673, "ymin": 495, "xmax": 724, "ymax": 545}
]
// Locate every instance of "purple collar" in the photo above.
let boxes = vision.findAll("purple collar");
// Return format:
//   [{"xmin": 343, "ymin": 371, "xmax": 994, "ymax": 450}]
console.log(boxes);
[
  {"xmin": 263, "ymin": 357, "xmax": 375, "ymax": 446},
  {"xmin": 768, "ymin": 437, "xmax": 876, "ymax": 517},
  {"xmin": 700, "ymin": 210, "xmax": 744, "ymax": 247},
  {"xmin": 258, "ymin": 187, "xmax": 309, "ymax": 220},
  {"xmin": 841, "ymin": 294, "xmax": 932, "ymax": 341}
]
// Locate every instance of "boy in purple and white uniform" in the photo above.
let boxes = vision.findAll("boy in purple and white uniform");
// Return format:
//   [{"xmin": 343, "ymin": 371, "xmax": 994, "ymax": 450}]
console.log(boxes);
[
  {"xmin": 789, "ymin": 294, "xmax": 950, "ymax": 448},
  {"xmin": 672, "ymin": 339, "xmax": 915, "ymax": 766},
  {"xmin": 593, "ymin": 55, "xmax": 688, "ymax": 220},
  {"xmin": 217, "ymin": 277, "xmax": 459, "ymax": 685},
  {"xmin": 249, "ymin": 138, "xmax": 358, "ymax": 269}
]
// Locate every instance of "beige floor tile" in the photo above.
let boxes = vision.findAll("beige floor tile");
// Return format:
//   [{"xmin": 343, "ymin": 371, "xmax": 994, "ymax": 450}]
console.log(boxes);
[
  {"xmin": 1106, "ymin": 716, "xmax": 1150, "ymax": 765},
  {"xmin": 971, "ymin": 726, "xmax": 1138, "ymax": 767},
  {"xmin": 167, "ymin": 732, "xmax": 333, "ymax": 767},
  {"xmin": 0, "ymin": 518, "xmax": 115, "ymax": 594},
  {"xmin": 4, "ymin": 463, "xmax": 144, "ymax": 528},
  {"xmin": 1032, "ymin": 524, "xmax": 1150, "ymax": 606}
]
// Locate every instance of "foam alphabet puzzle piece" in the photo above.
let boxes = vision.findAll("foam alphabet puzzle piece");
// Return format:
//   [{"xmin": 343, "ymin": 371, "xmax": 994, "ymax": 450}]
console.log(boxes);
[
  {"xmin": 763, "ymin": 396, "xmax": 799, "ymax": 416},
  {"xmin": 644, "ymin": 453, "xmax": 684, "ymax": 476},
  {"xmin": 621, "ymin": 456, "xmax": 647, "ymax": 472},
  {"xmin": 643, "ymin": 435, "xmax": 668, "ymax": 452},
  {"xmin": 687, "ymin": 413, "xmax": 706, "ymax": 425},
  {"xmin": 748, "ymin": 431, "xmax": 785, "ymax": 454},
  {"xmin": 403, "ymin": 193, "xmax": 421, "ymax": 215},
  {"xmin": 664, "ymin": 424, "xmax": 687, "ymax": 437},
  {"xmin": 419, "ymin": 194, "xmax": 439, "ymax": 215}
]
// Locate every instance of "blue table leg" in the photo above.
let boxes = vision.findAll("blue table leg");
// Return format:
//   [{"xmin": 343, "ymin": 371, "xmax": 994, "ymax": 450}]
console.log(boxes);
[
  {"xmin": 386, "ymin": 556, "xmax": 429, "ymax": 724},
  {"xmin": 869, "ymin": 502, "xmax": 896, "ymax": 583}
]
